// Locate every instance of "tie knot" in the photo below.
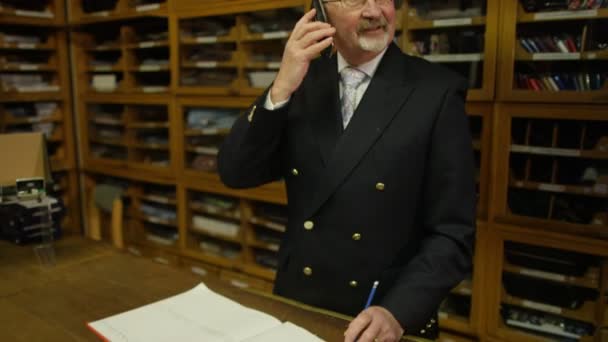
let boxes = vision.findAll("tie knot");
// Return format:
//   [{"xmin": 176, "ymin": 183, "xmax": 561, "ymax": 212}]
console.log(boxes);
[{"xmin": 340, "ymin": 67, "xmax": 367, "ymax": 88}]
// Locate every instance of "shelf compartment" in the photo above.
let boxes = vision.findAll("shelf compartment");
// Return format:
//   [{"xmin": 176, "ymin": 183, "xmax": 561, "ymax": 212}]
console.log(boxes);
[
  {"xmin": 180, "ymin": 50, "xmax": 240, "ymax": 70},
  {"xmin": 0, "ymin": 28, "xmax": 57, "ymax": 50},
  {"xmin": 179, "ymin": 18, "xmax": 238, "ymax": 45},
  {"xmin": 238, "ymin": 8, "xmax": 302, "ymax": 42},
  {"xmin": 187, "ymin": 229, "xmax": 243, "ymax": 259},
  {"xmin": 501, "ymin": 290, "xmax": 597, "ymax": 324},
  {"xmin": 126, "ymin": 40, "xmax": 169, "ymax": 49},
  {"xmin": 501, "ymin": 305, "xmax": 596, "ymax": 341},
  {"xmin": 71, "ymin": 0, "xmax": 168, "ymax": 24},
  {"xmin": 510, "ymin": 179, "xmax": 608, "ymax": 199},
  {"xmin": 142, "ymin": 224, "xmax": 179, "ymax": 248},
  {"xmin": 407, "ymin": 15, "xmax": 486, "ymax": 30},
  {"xmin": 191, "ymin": 214, "xmax": 241, "ymax": 242},
  {"xmin": 421, "ymin": 53, "xmax": 484, "ymax": 63},
  {"xmin": 499, "ymin": 1, "xmax": 608, "ymax": 102},
  {"xmin": 0, "ymin": 0, "xmax": 59, "ymax": 26},
  {"xmin": 518, "ymin": 3, "xmax": 608, "ymax": 23},
  {"xmin": 439, "ymin": 293, "xmax": 472, "ymax": 326},
  {"xmin": 190, "ymin": 194, "xmax": 241, "ymax": 222},
  {"xmin": 503, "ymin": 262, "xmax": 600, "ymax": 290},
  {"xmin": 179, "ymin": 70, "xmax": 239, "ymax": 95},
  {"xmin": 134, "ymin": 213, "xmax": 177, "ymax": 228}
]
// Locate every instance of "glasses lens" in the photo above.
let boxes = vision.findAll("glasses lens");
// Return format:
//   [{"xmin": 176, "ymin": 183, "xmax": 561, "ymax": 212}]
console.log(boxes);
[
  {"xmin": 343, "ymin": 0, "xmax": 364, "ymax": 8},
  {"xmin": 343, "ymin": 0, "xmax": 393, "ymax": 7}
]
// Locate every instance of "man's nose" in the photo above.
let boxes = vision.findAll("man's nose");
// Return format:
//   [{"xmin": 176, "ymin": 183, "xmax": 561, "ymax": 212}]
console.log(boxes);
[{"xmin": 361, "ymin": 0, "xmax": 382, "ymax": 17}]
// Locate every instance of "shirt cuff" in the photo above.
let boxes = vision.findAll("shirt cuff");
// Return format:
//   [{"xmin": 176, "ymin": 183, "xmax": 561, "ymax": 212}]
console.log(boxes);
[{"xmin": 264, "ymin": 91, "xmax": 290, "ymax": 110}]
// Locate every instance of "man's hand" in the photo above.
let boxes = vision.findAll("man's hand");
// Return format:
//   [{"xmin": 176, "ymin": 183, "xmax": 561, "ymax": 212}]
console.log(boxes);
[
  {"xmin": 344, "ymin": 306, "xmax": 404, "ymax": 342},
  {"xmin": 270, "ymin": 8, "xmax": 335, "ymax": 103}
]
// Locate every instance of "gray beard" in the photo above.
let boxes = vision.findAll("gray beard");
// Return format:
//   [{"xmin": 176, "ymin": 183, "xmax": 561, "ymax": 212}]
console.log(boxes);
[{"xmin": 358, "ymin": 31, "xmax": 389, "ymax": 53}]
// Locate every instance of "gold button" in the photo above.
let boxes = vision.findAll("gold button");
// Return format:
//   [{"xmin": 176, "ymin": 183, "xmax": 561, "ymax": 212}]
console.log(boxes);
[
  {"xmin": 291, "ymin": 168, "xmax": 299, "ymax": 176},
  {"xmin": 349, "ymin": 280, "xmax": 358, "ymax": 287},
  {"xmin": 303, "ymin": 267, "xmax": 312, "ymax": 276},
  {"xmin": 304, "ymin": 221, "xmax": 314, "ymax": 230},
  {"xmin": 352, "ymin": 233, "xmax": 361, "ymax": 241},
  {"xmin": 420, "ymin": 329, "xmax": 426, "ymax": 334},
  {"xmin": 430, "ymin": 319, "xmax": 436, "ymax": 324},
  {"xmin": 426, "ymin": 323, "xmax": 432, "ymax": 328},
  {"xmin": 375, "ymin": 182, "xmax": 385, "ymax": 191},
  {"xmin": 247, "ymin": 105, "xmax": 256, "ymax": 122}
]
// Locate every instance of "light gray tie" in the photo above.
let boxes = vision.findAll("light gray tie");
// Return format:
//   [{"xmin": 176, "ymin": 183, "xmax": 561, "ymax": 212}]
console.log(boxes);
[{"xmin": 340, "ymin": 67, "xmax": 367, "ymax": 129}]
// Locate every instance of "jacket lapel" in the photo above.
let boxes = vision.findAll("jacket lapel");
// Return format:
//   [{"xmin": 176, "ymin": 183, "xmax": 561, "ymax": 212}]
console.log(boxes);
[
  {"xmin": 308, "ymin": 55, "xmax": 342, "ymax": 166},
  {"xmin": 305, "ymin": 44, "xmax": 415, "ymax": 219}
]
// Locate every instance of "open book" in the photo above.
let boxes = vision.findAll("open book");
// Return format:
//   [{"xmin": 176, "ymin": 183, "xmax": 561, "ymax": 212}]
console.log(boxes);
[{"xmin": 87, "ymin": 283, "xmax": 324, "ymax": 342}]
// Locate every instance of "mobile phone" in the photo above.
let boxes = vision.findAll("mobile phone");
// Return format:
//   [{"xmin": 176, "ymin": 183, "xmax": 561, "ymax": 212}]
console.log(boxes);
[{"xmin": 312, "ymin": 0, "xmax": 333, "ymax": 58}]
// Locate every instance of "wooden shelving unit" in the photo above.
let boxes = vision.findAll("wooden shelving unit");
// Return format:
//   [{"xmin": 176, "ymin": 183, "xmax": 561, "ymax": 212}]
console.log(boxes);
[
  {"xmin": 497, "ymin": 1, "xmax": 608, "ymax": 103},
  {"xmin": 71, "ymin": 16, "xmax": 172, "ymax": 95},
  {"xmin": 0, "ymin": 0, "xmax": 65, "ymax": 26},
  {"xmin": 78, "ymin": 95, "xmax": 178, "ymax": 176},
  {"xmin": 485, "ymin": 225, "xmax": 608, "ymax": 342},
  {"xmin": 173, "ymin": 3, "xmax": 306, "ymax": 97},
  {"xmin": 64, "ymin": 0, "xmax": 608, "ymax": 341},
  {"xmin": 400, "ymin": 0, "xmax": 500, "ymax": 101},
  {"xmin": 491, "ymin": 104, "xmax": 608, "ymax": 240},
  {"xmin": 0, "ymin": 0, "xmax": 80, "ymax": 235},
  {"xmin": 67, "ymin": 0, "xmax": 168, "ymax": 25},
  {"xmin": 487, "ymin": 103, "xmax": 608, "ymax": 340}
]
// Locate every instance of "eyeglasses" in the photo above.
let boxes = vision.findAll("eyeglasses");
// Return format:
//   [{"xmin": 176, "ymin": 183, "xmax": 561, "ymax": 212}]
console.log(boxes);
[{"xmin": 323, "ymin": 0, "xmax": 394, "ymax": 10}]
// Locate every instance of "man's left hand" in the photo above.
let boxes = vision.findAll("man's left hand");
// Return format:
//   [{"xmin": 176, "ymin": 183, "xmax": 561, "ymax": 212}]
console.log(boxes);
[{"xmin": 343, "ymin": 306, "xmax": 404, "ymax": 342}]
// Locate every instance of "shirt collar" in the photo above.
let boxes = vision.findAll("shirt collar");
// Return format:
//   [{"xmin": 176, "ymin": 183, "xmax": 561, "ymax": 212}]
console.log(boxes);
[{"xmin": 337, "ymin": 47, "xmax": 388, "ymax": 78}]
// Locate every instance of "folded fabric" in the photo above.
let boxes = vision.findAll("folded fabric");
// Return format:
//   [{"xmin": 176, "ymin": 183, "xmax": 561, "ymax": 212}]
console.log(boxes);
[
  {"xmin": 180, "ymin": 70, "xmax": 235, "ymax": 86},
  {"xmin": 181, "ymin": 18, "xmax": 231, "ymax": 38},
  {"xmin": 139, "ymin": 203, "xmax": 176, "ymax": 221},
  {"xmin": 2, "ymin": 33, "xmax": 42, "ymax": 44},
  {"xmin": 191, "ymin": 154, "xmax": 217, "ymax": 172},
  {"xmin": 187, "ymin": 108, "xmax": 239, "ymax": 129},
  {"xmin": 200, "ymin": 198, "xmax": 237, "ymax": 211}
]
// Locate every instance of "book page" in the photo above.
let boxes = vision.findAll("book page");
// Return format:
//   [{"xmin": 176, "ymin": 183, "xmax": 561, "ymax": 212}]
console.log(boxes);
[
  {"xmin": 243, "ymin": 322, "xmax": 325, "ymax": 342},
  {"xmin": 88, "ymin": 283, "xmax": 281, "ymax": 342}
]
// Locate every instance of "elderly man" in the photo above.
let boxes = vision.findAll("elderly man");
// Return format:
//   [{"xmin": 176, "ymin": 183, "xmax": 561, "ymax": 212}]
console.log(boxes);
[{"xmin": 218, "ymin": 0, "xmax": 476, "ymax": 341}]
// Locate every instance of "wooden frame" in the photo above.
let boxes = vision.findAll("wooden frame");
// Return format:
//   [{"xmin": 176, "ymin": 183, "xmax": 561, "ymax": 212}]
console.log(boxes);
[
  {"xmin": 70, "ymin": 19, "xmax": 172, "ymax": 96},
  {"xmin": 439, "ymin": 223, "xmax": 489, "ymax": 338},
  {"xmin": 490, "ymin": 103, "xmax": 608, "ymax": 240},
  {"xmin": 172, "ymin": 1, "xmax": 307, "ymax": 96},
  {"xmin": 466, "ymin": 102, "xmax": 493, "ymax": 221},
  {"xmin": 400, "ymin": 0, "xmax": 500, "ymax": 101},
  {"xmin": 62, "ymin": 1, "xmax": 608, "ymax": 342},
  {"xmin": 485, "ymin": 223, "xmax": 608, "ymax": 342},
  {"xmin": 497, "ymin": 1, "xmax": 608, "ymax": 103},
  {"xmin": 78, "ymin": 94, "xmax": 177, "ymax": 177},
  {"xmin": 0, "ymin": 14, "xmax": 80, "ymax": 235},
  {"xmin": 179, "ymin": 181, "xmax": 286, "ymax": 284},
  {"xmin": 67, "ymin": 0, "xmax": 169, "ymax": 25},
  {"xmin": 0, "ymin": 0, "xmax": 65, "ymax": 26}
]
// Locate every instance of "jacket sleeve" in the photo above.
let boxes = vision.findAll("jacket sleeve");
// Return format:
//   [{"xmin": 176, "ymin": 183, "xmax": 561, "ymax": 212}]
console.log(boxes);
[
  {"xmin": 380, "ymin": 81, "xmax": 477, "ymax": 333},
  {"xmin": 217, "ymin": 88, "xmax": 289, "ymax": 189}
]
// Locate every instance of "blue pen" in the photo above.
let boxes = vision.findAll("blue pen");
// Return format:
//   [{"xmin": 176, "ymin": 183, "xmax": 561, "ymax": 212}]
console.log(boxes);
[{"xmin": 364, "ymin": 281, "xmax": 379, "ymax": 309}]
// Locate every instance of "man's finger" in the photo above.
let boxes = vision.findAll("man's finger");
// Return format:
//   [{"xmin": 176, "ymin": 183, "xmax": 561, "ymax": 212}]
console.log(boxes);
[
  {"xmin": 357, "ymin": 319, "xmax": 382, "ymax": 342},
  {"xmin": 298, "ymin": 26, "xmax": 335, "ymax": 49},
  {"xmin": 294, "ymin": 21, "xmax": 331, "ymax": 42},
  {"xmin": 343, "ymin": 312, "xmax": 372, "ymax": 342},
  {"xmin": 291, "ymin": 8, "xmax": 318, "ymax": 40},
  {"xmin": 303, "ymin": 36, "xmax": 333, "ymax": 59}
]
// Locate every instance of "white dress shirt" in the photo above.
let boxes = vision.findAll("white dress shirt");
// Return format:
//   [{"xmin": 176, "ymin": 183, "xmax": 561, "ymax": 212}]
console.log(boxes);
[{"xmin": 264, "ymin": 48, "xmax": 389, "ymax": 114}]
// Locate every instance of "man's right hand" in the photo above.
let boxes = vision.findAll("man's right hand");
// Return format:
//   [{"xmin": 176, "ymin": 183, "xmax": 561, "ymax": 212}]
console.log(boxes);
[{"xmin": 270, "ymin": 8, "xmax": 335, "ymax": 103}]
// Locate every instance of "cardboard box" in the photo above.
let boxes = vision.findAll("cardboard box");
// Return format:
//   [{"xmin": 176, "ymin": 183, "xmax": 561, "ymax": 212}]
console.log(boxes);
[{"xmin": 0, "ymin": 132, "xmax": 50, "ymax": 187}]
